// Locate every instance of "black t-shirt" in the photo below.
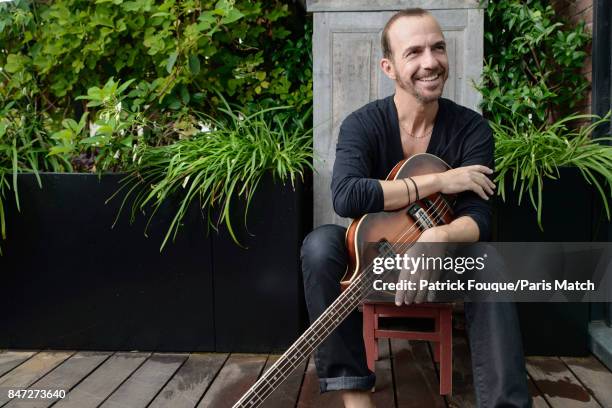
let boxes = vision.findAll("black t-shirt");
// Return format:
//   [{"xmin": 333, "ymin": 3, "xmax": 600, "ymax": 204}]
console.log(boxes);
[{"xmin": 330, "ymin": 95, "xmax": 493, "ymax": 241}]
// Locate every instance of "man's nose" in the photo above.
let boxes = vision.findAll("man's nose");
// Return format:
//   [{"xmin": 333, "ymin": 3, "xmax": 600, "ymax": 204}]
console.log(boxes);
[{"xmin": 421, "ymin": 48, "xmax": 438, "ymax": 70}]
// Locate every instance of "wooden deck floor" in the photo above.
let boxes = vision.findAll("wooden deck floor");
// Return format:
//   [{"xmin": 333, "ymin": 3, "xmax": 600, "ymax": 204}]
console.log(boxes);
[{"xmin": 1, "ymin": 331, "xmax": 611, "ymax": 408}]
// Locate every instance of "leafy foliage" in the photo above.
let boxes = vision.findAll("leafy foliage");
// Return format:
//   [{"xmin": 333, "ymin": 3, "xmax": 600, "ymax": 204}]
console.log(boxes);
[
  {"xmin": 112, "ymin": 98, "xmax": 313, "ymax": 250},
  {"xmin": 0, "ymin": 1, "xmax": 312, "ymax": 168},
  {"xmin": 478, "ymin": 0, "xmax": 590, "ymax": 128},
  {"xmin": 478, "ymin": 0, "xmax": 612, "ymax": 228},
  {"xmin": 0, "ymin": 0, "xmax": 313, "ymax": 249},
  {"xmin": 493, "ymin": 113, "xmax": 612, "ymax": 228},
  {"xmin": 0, "ymin": 99, "xmax": 71, "ymax": 248},
  {"xmin": 1, "ymin": 0, "xmax": 310, "ymax": 112},
  {"xmin": 50, "ymin": 77, "xmax": 147, "ymax": 172}
]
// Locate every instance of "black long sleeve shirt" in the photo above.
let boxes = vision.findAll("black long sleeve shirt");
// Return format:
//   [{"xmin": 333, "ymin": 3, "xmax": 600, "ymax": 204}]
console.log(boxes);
[{"xmin": 330, "ymin": 96, "xmax": 494, "ymax": 241}]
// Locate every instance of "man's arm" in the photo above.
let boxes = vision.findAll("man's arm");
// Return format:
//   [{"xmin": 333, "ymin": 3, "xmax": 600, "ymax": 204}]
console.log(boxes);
[
  {"xmin": 382, "ymin": 118, "xmax": 495, "ymax": 242},
  {"xmin": 379, "ymin": 166, "xmax": 494, "ymax": 211},
  {"xmin": 379, "ymin": 165, "xmax": 495, "ymax": 242},
  {"xmin": 331, "ymin": 116, "xmax": 385, "ymax": 218}
]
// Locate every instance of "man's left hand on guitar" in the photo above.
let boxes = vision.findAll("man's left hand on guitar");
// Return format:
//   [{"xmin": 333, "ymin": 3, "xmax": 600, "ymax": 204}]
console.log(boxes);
[{"xmin": 394, "ymin": 226, "xmax": 449, "ymax": 306}]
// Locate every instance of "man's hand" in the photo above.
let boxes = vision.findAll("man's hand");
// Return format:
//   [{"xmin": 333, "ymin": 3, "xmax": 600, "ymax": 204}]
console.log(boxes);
[
  {"xmin": 436, "ymin": 165, "xmax": 495, "ymax": 200},
  {"xmin": 395, "ymin": 227, "xmax": 449, "ymax": 306}
]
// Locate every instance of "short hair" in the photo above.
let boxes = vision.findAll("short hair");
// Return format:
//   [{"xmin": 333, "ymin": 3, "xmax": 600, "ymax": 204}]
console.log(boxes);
[{"xmin": 381, "ymin": 8, "xmax": 432, "ymax": 59}]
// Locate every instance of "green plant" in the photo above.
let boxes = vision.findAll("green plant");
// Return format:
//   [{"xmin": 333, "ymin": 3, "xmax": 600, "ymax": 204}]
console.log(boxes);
[
  {"xmin": 112, "ymin": 98, "xmax": 313, "ymax": 250},
  {"xmin": 49, "ymin": 77, "xmax": 148, "ymax": 172},
  {"xmin": 0, "ymin": 0, "xmax": 313, "ymax": 166},
  {"xmin": 478, "ymin": 0, "xmax": 590, "ymax": 128},
  {"xmin": 493, "ymin": 112, "xmax": 612, "ymax": 228},
  {"xmin": 477, "ymin": 0, "xmax": 609, "ymax": 229},
  {"xmin": 0, "ymin": 0, "xmax": 313, "ymax": 253},
  {"xmin": 0, "ymin": 99, "xmax": 72, "ymax": 250}
]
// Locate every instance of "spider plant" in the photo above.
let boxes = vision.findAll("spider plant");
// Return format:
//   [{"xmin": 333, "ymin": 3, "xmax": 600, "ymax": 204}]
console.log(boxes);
[
  {"xmin": 111, "ymin": 100, "xmax": 313, "ymax": 250},
  {"xmin": 493, "ymin": 111, "xmax": 612, "ymax": 228},
  {"xmin": 0, "ymin": 101, "xmax": 72, "ymax": 252}
]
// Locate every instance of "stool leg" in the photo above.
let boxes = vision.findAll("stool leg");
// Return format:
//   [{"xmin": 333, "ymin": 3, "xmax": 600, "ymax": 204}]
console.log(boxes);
[
  {"xmin": 433, "ymin": 312, "xmax": 440, "ymax": 363},
  {"xmin": 363, "ymin": 304, "xmax": 376, "ymax": 372},
  {"xmin": 374, "ymin": 313, "xmax": 379, "ymax": 361},
  {"xmin": 439, "ymin": 308, "xmax": 452, "ymax": 395}
]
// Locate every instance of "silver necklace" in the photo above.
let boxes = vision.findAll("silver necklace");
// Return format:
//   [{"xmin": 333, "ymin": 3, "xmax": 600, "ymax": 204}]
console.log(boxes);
[{"xmin": 399, "ymin": 122, "xmax": 433, "ymax": 139}]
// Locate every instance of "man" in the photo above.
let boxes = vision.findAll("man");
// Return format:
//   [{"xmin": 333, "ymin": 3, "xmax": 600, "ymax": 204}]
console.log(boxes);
[{"xmin": 301, "ymin": 9, "xmax": 532, "ymax": 408}]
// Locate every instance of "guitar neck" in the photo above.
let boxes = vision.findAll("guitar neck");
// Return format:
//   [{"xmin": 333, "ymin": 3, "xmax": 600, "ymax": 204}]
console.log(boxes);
[{"xmin": 233, "ymin": 269, "xmax": 375, "ymax": 407}]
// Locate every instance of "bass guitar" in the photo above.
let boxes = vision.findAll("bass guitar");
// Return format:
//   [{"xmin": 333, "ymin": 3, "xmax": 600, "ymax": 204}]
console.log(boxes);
[{"xmin": 232, "ymin": 153, "xmax": 455, "ymax": 408}]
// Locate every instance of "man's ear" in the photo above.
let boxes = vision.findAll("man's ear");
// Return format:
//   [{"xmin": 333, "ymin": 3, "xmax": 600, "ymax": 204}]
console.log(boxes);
[{"xmin": 380, "ymin": 58, "xmax": 396, "ymax": 80}]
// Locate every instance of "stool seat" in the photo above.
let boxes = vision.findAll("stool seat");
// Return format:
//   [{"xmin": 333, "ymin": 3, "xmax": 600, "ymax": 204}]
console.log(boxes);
[{"xmin": 362, "ymin": 302, "xmax": 453, "ymax": 395}]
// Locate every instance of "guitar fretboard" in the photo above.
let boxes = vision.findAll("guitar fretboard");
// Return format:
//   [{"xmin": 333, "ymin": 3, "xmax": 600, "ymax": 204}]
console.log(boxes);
[
  {"xmin": 232, "ymin": 193, "xmax": 452, "ymax": 408},
  {"xmin": 232, "ymin": 263, "xmax": 377, "ymax": 407}
]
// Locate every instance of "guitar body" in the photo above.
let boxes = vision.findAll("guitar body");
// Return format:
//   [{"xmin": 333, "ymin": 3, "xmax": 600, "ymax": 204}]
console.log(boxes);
[
  {"xmin": 233, "ymin": 153, "xmax": 455, "ymax": 408},
  {"xmin": 343, "ymin": 153, "xmax": 455, "ymax": 289}
]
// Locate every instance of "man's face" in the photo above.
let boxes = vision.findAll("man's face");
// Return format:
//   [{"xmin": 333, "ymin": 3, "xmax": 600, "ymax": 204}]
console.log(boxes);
[{"xmin": 383, "ymin": 15, "xmax": 449, "ymax": 103}]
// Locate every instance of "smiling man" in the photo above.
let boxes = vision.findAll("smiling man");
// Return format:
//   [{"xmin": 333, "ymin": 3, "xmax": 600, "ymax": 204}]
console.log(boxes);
[{"xmin": 300, "ymin": 9, "xmax": 531, "ymax": 408}]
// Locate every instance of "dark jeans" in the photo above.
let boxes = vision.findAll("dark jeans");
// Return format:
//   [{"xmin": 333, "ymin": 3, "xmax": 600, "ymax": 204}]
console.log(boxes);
[{"xmin": 301, "ymin": 224, "xmax": 532, "ymax": 408}]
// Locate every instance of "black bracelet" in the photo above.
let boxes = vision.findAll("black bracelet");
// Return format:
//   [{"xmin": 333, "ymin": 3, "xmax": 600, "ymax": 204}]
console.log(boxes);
[
  {"xmin": 408, "ymin": 177, "xmax": 419, "ymax": 201},
  {"xmin": 401, "ymin": 178, "xmax": 411, "ymax": 203}
]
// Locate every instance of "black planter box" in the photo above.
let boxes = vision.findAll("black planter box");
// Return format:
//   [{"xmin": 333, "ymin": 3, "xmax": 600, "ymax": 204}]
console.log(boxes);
[
  {"xmin": 0, "ymin": 172, "xmax": 309, "ymax": 352},
  {"xmin": 493, "ymin": 167, "xmax": 601, "ymax": 356},
  {"xmin": 212, "ymin": 174, "xmax": 310, "ymax": 352}
]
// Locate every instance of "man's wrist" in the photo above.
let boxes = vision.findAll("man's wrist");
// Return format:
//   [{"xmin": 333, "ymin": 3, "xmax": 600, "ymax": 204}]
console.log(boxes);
[
  {"xmin": 421, "ymin": 226, "xmax": 449, "ymax": 242},
  {"xmin": 432, "ymin": 173, "xmax": 444, "ymax": 193}
]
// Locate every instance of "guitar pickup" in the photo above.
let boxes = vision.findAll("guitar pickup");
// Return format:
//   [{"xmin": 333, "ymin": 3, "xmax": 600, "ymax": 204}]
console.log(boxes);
[
  {"xmin": 407, "ymin": 203, "xmax": 434, "ymax": 230},
  {"xmin": 377, "ymin": 239, "xmax": 396, "ymax": 257}
]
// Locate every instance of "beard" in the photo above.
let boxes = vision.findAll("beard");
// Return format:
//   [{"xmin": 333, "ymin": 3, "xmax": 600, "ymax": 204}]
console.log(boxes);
[{"xmin": 396, "ymin": 69, "xmax": 447, "ymax": 103}]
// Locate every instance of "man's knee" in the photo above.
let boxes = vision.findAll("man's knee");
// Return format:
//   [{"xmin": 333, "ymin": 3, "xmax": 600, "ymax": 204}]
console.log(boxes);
[
  {"xmin": 301, "ymin": 224, "xmax": 347, "ymax": 284},
  {"xmin": 458, "ymin": 242, "xmax": 507, "ymax": 282}
]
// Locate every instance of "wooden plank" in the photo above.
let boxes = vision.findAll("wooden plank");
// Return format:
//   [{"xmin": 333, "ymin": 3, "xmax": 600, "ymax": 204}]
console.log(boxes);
[
  {"xmin": 562, "ymin": 356, "xmax": 612, "ymax": 408},
  {"xmin": 52, "ymin": 352, "xmax": 150, "ymax": 408},
  {"xmin": 296, "ymin": 357, "xmax": 343, "ymax": 408},
  {"xmin": 528, "ymin": 375, "xmax": 552, "ymax": 408},
  {"xmin": 391, "ymin": 339, "xmax": 446, "ymax": 408},
  {"xmin": 372, "ymin": 339, "xmax": 395, "ymax": 408},
  {"xmin": 0, "ymin": 351, "xmax": 37, "ymax": 378},
  {"xmin": 197, "ymin": 354, "xmax": 267, "ymax": 408},
  {"xmin": 100, "ymin": 353, "xmax": 187, "ymax": 408},
  {"xmin": 526, "ymin": 356, "xmax": 601, "ymax": 408},
  {"xmin": 260, "ymin": 355, "xmax": 307, "ymax": 408},
  {"xmin": 445, "ymin": 333, "xmax": 476, "ymax": 408},
  {"xmin": 0, "ymin": 351, "xmax": 73, "ymax": 406},
  {"xmin": 4, "ymin": 351, "xmax": 111, "ymax": 408},
  {"xmin": 148, "ymin": 353, "xmax": 227, "ymax": 408}
]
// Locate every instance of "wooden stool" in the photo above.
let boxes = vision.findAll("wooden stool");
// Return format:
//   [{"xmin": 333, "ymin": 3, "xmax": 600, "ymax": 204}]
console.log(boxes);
[{"xmin": 362, "ymin": 302, "xmax": 453, "ymax": 395}]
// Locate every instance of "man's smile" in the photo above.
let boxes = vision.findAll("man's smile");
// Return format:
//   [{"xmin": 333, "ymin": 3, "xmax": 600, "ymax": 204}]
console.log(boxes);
[{"xmin": 415, "ymin": 72, "xmax": 442, "ymax": 83}]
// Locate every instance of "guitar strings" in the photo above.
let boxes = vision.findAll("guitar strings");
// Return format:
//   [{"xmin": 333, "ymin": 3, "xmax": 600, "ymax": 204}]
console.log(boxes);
[
  {"xmin": 302, "ymin": 195, "xmax": 451, "ymax": 344},
  {"xmin": 234, "ymin": 195, "xmax": 452, "ymax": 407},
  {"xmin": 301, "ymin": 195, "xmax": 452, "ymax": 337},
  {"xmin": 235, "ymin": 195, "xmax": 451, "ymax": 407},
  {"xmin": 234, "ymin": 194, "xmax": 452, "ymax": 407}
]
